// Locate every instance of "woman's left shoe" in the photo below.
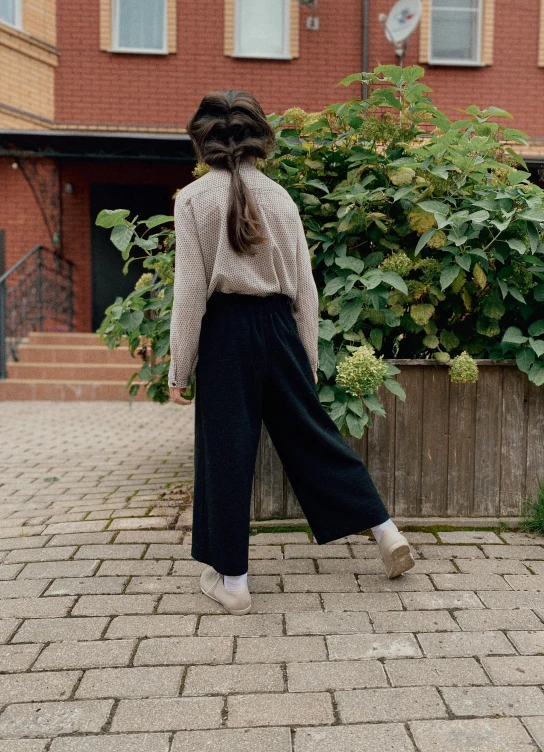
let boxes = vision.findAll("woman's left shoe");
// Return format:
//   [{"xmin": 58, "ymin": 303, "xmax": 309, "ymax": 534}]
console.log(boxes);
[
  {"xmin": 377, "ymin": 527, "xmax": 416, "ymax": 579},
  {"xmin": 200, "ymin": 565, "xmax": 252, "ymax": 615}
]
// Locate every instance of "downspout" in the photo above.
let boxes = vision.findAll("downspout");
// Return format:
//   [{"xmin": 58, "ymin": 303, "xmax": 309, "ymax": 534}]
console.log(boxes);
[{"xmin": 362, "ymin": 0, "xmax": 370, "ymax": 100}]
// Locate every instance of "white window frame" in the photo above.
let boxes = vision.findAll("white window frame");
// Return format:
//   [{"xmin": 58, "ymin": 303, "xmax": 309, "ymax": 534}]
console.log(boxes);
[
  {"xmin": 0, "ymin": 0, "xmax": 23, "ymax": 30},
  {"xmin": 233, "ymin": 0, "xmax": 291, "ymax": 60},
  {"xmin": 429, "ymin": 0, "xmax": 484, "ymax": 66},
  {"xmin": 111, "ymin": 0, "xmax": 168, "ymax": 55}
]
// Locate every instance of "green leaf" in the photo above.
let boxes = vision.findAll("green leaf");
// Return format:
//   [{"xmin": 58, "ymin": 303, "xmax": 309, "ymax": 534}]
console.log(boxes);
[
  {"xmin": 318, "ymin": 340, "xmax": 336, "ymax": 379},
  {"xmin": 415, "ymin": 228, "xmax": 436, "ymax": 256},
  {"xmin": 383, "ymin": 378, "xmax": 406, "ymax": 401},
  {"xmin": 143, "ymin": 214, "xmax": 174, "ymax": 229},
  {"xmin": 482, "ymin": 293, "xmax": 506, "ymax": 320},
  {"xmin": 440, "ymin": 264, "xmax": 461, "ymax": 291},
  {"xmin": 348, "ymin": 397, "xmax": 365, "ymax": 417},
  {"xmin": 381, "ymin": 271, "xmax": 408, "ymax": 295},
  {"xmin": 362, "ymin": 393, "xmax": 386, "ymax": 416},
  {"xmin": 507, "ymin": 238, "xmax": 527, "ymax": 254},
  {"xmin": 111, "ymin": 224, "xmax": 134, "ymax": 253},
  {"xmin": 455, "ymin": 254, "xmax": 472, "ymax": 272},
  {"xmin": 335, "ymin": 256, "xmax": 365, "ymax": 274},
  {"xmin": 318, "ymin": 385, "xmax": 335, "ymax": 403},
  {"xmin": 508, "ymin": 287, "xmax": 526, "ymax": 304},
  {"xmin": 440, "ymin": 330, "xmax": 460, "ymax": 351},
  {"xmin": 95, "ymin": 209, "xmax": 130, "ymax": 228},
  {"xmin": 119, "ymin": 311, "xmax": 144, "ymax": 330},
  {"xmin": 305, "ymin": 179, "xmax": 330, "ymax": 194},
  {"xmin": 528, "ymin": 361, "xmax": 544, "ymax": 386},
  {"xmin": 418, "ymin": 200, "xmax": 450, "ymax": 217},
  {"xmin": 323, "ymin": 277, "xmax": 346, "ymax": 296},
  {"xmin": 401, "ymin": 65, "xmax": 425, "ymax": 83},
  {"xmin": 531, "ymin": 339, "xmax": 544, "ymax": 358},
  {"xmin": 339, "ymin": 299, "xmax": 362, "ymax": 331},
  {"xmin": 516, "ymin": 348, "xmax": 536, "ymax": 374},
  {"xmin": 300, "ymin": 193, "xmax": 322, "ymax": 207},
  {"xmin": 369, "ymin": 328, "xmax": 383, "ymax": 351},
  {"xmin": 329, "ymin": 401, "xmax": 348, "ymax": 420},
  {"xmin": 346, "ymin": 412, "xmax": 368, "ymax": 439},
  {"xmin": 318, "ymin": 319, "xmax": 336, "ymax": 341},
  {"xmin": 519, "ymin": 209, "xmax": 544, "ymax": 223},
  {"xmin": 528, "ymin": 320, "xmax": 544, "ymax": 337},
  {"xmin": 502, "ymin": 327, "xmax": 529, "ymax": 345},
  {"xmin": 534, "ymin": 284, "xmax": 544, "ymax": 302},
  {"xmin": 507, "ymin": 170, "xmax": 531, "ymax": 185},
  {"xmin": 423, "ymin": 334, "xmax": 440, "ymax": 349}
]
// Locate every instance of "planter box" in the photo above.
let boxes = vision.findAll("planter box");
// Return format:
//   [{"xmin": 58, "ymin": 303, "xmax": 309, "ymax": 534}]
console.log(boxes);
[{"xmin": 250, "ymin": 360, "xmax": 544, "ymax": 520}]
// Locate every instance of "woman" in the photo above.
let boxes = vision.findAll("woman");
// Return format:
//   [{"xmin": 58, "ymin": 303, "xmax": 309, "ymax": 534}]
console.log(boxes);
[{"xmin": 169, "ymin": 90, "xmax": 415, "ymax": 616}]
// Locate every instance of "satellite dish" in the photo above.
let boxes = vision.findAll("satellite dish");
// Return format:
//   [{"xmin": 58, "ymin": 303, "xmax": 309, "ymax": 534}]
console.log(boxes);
[{"xmin": 384, "ymin": 0, "xmax": 422, "ymax": 46}]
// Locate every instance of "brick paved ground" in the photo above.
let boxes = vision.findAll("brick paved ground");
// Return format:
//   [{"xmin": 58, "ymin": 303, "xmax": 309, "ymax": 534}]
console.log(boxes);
[{"xmin": 1, "ymin": 401, "xmax": 544, "ymax": 750}]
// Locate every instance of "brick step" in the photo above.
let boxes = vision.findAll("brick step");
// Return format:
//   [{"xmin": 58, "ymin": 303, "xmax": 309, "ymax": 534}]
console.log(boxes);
[
  {"xmin": 17, "ymin": 344, "xmax": 137, "ymax": 365},
  {"xmin": 7, "ymin": 362, "xmax": 139, "ymax": 381},
  {"xmin": 0, "ymin": 379, "xmax": 148, "ymax": 401},
  {"xmin": 27, "ymin": 332, "xmax": 104, "ymax": 346}
]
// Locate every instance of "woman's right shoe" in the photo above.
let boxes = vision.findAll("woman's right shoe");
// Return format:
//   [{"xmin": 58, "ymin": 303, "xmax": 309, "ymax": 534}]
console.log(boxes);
[
  {"xmin": 200, "ymin": 565, "xmax": 252, "ymax": 615},
  {"xmin": 377, "ymin": 527, "xmax": 416, "ymax": 579}
]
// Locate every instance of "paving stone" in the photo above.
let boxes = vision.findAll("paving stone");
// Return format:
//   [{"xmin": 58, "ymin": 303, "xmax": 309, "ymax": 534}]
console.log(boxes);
[
  {"xmin": 12, "ymin": 616, "xmax": 109, "ymax": 643},
  {"xmin": 72, "ymin": 594, "xmax": 158, "ymax": 616},
  {"xmin": 158, "ymin": 594, "xmax": 227, "ymax": 614},
  {"xmin": 501, "ymin": 533, "xmax": 544, "ymax": 546},
  {"xmin": 0, "ymin": 537, "xmax": 48, "ymax": 551},
  {"xmin": 285, "ymin": 610, "xmax": 372, "ymax": 635},
  {"xmin": 198, "ymin": 614, "xmax": 283, "ymax": 637},
  {"xmin": 227, "ymin": 691, "xmax": 334, "ymax": 727},
  {"xmin": 505, "ymin": 575, "xmax": 544, "ymax": 590},
  {"xmin": 284, "ymin": 544, "xmax": 350, "ymax": 559},
  {"xmin": 170, "ymin": 560, "xmax": 206, "ymax": 576},
  {"xmin": 45, "ymin": 577, "xmax": 127, "ymax": 596},
  {"xmin": 386, "ymin": 657, "xmax": 489, "ymax": 686},
  {"xmin": 0, "ymin": 670, "xmax": 80, "ymax": 702},
  {"xmin": 250, "ymin": 593, "xmax": 323, "ymax": 613},
  {"xmin": 456, "ymin": 559, "xmax": 529, "ymax": 574},
  {"xmin": 3, "ymin": 546, "xmax": 77, "ymax": 564},
  {"xmin": 479, "ymin": 591, "xmax": 544, "ymax": 609},
  {"xmin": 437, "ymin": 531, "xmax": 503, "ymax": 544},
  {"xmin": 0, "ymin": 580, "xmax": 48, "ymax": 599},
  {"xmin": 409, "ymin": 717, "xmax": 535, "ymax": 751},
  {"xmin": 431, "ymin": 574, "xmax": 511, "ymax": 590},
  {"xmin": 110, "ymin": 696, "xmax": 222, "ymax": 731},
  {"xmin": 507, "ymin": 630, "xmax": 544, "ymax": 655},
  {"xmin": 287, "ymin": 660, "xmax": 388, "ymax": 692},
  {"xmin": 328, "ymin": 633, "xmax": 421, "ymax": 660},
  {"xmin": 293, "ymin": 723, "xmax": 415, "ymax": 752},
  {"xmin": 171, "ymin": 728, "xmax": 292, "ymax": 752},
  {"xmin": 351, "ymin": 544, "xmax": 393, "ymax": 559},
  {"xmin": 404, "ymin": 532, "xmax": 438, "ymax": 544},
  {"xmin": 236, "ymin": 636, "xmax": 326, "ymax": 663},
  {"xmin": 42, "ymin": 521, "xmax": 107, "ymax": 535},
  {"xmin": 144, "ymin": 544, "xmax": 192, "ymax": 559},
  {"xmin": 105, "ymin": 614, "xmax": 197, "ymax": 639},
  {"xmin": 322, "ymin": 592, "xmax": 402, "ymax": 611},
  {"xmin": 0, "ymin": 698, "xmax": 113, "ymax": 738},
  {"xmin": 418, "ymin": 630, "xmax": 516, "ymax": 657},
  {"xmin": 248, "ymin": 546, "xmax": 283, "ymax": 560},
  {"xmin": 0, "ymin": 564, "xmax": 26, "ymax": 580},
  {"xmin": 522, "ymin": 717, "xmax": 544, "ymax": 750},
  {"xmin": 125, "ymin": 576, "xmax": 200, "ymax": 594},
  {"xmin": 442, "ymin": 685, "xmax": 544, "ymax": 717},
  {"xmin": 75, "ymin": 666, "xmax": 183, "ymax": 699},
  {"xmin": 0, "ymin": 526, "xmax": 46, "ymax": 539},
  {"xmin": 0, "ymin": 742, "xmax": 49, "ymax": 752},
  {"xmin": 524, "ymin": 561, "xmax": 544, "ymax": 574},
  {"xmin": 248, "ymin": 559, "xmax": 315, "ymax": 575},
  {"xmin": 317, "ymin": 558, "xmax": 384, "ymax": 574},
  {"xmin": 98, "ymin": 560, "xmax": 171, "ymax": 577},
  {"xmin": 0, "ymin": 618, "xmax": 21, "ymax": 643},
  {"xmin": 371, "ymin": 610, "xmax": 459, "ymax": 633},
  {"xmin": 410, "ymin": 560, "xmax": 458, "ymax": 574},
  {"xmin": 0, "ymin": 644, "xmax": 43, "ymax": 672},
  {"xmin": 32, "ymin": 639, "xmax": 136, "ymax": 670},
  {"xmin": 0, "ymin": 596, "xmax": 76, "ymax": 619},
  {"xmin": 454, "ymin": 608, "xmax": 543, "ymax": 631},
  {"xmin": 75, "ymin": 544, "xmax": 146, "ymax": 560},
  {"xmin": 134, "ymin": 636, "xmax": 233, "ymax": 666},
  {"xmin": 400, "ymin": 591, "xmax": 484, "ymax": 610},
  {"xmin": 46, "ymin": 533, "xmax": 115, "ymax": 547},
  {"xmin": 108, "ymin": 518, "xmax": 168, "ymax": 531},
  {"xmin": 418, "ymin": 545, "xmax": 485, "ymax": 559},
  {"xmin": 49, "ymin": 734, "xmax": 170, "ymax": 752},
  {"xmin": 184, "ymin": 663, "xmax": 283, "ymax": 695},
  {"xmin": 483, "ymin": 545, "xmax": 544, "ymax": 560},
  {"xmin": 115, "ymin": 531, "xmax": 183, "ymax": 544},
  {"xmin": 336, "ymin": 686, "xmax": 447, "ymax": 722},
  {"xmin": 483, "ymin": 655, "xmax": 544, "ymax": 684},
  {"xmin": 357, "ymin": 574, "xmax": 434, "ymax": 591},
  {"xmin": 249, "ymin": 532, "xmax": 310, "ymax": 544}
]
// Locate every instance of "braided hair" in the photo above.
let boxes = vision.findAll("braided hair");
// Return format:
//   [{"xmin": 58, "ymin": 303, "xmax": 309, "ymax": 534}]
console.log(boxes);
[{"xmin": 186, "ymin": 90, "xmax": 277, "ymax": 256}]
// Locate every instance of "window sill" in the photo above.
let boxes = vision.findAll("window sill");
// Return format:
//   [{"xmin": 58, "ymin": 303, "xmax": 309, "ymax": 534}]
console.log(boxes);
[
  {"xmin": 108, "ymin": 47, "xmax": 170, "ymax": 55},
  {"xmin": 0, "ymin": 18, "xmax": 21, "ymax": 31},
  {"xmin": 427, "ymin": 59, "xmax": 487, "ymax": 67},
  {"xmin": 230, "ymin": 52, "xmax": 293, "ymax": 60}
]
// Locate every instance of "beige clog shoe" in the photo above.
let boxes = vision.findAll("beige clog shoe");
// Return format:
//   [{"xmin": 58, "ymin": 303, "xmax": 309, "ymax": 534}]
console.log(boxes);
[
  {"xmin": 377, "ymin": 527, "xmax": 416, "ymax": 579},
  {"xmin": 200, "ymin": 565, "xmax": 252, "ymax": 615}
]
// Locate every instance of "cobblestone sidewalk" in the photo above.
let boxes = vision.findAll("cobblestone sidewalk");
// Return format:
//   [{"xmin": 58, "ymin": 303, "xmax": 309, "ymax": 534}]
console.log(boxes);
[{"xmin": 1, "ymin": 402, "xmax": 544, "ymax": 750}]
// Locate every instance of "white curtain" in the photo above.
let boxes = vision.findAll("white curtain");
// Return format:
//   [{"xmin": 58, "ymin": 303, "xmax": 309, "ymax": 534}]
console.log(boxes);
[
  {"xmin": 117, "ymin": 0, "xmax": 165, "ymax": 51},
  {"xmin": 0, "ymin": 0, "xmax": 17, "ymax": 26},
  {"xmin": 431, "ymin": 0, "xmax": 480, "ymax": 62},
  {"xmin": 237, "ymin": 0, "xmax": 286, "ymax": 57}
]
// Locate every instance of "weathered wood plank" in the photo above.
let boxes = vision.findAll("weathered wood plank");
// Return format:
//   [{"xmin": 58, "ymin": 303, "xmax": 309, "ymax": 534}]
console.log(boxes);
[
  {"xmin": 366, "ymin": 385, "xmax": 396, "ymax": 512},
  {"xmin": 420, "ymin": 366, "xmax": 449, "ymax": 516},
  {"xmin": 284, "ymin": 474, "xmax": 303, "ymax": 518},
  {"xmin": 447, "ymin": 380, "xmax": 477, "ymax": 517},
  {"xmin": 500, "ymin": 368, "xmax": 529, "ymax": 515},
  {"xmin": 394, "ymin": 366, "xmax": 423, "ymax": 516},
  {"xmin": 253, "ymin": 424, "xmax": 284, "ymax": 519},
  {"xmin": 473, "ymin": 366, "xmax": 503, "ymax": 516},
  {"xmin": 526, "ymin": 378, "xmax": 544, "ymax": 503}
]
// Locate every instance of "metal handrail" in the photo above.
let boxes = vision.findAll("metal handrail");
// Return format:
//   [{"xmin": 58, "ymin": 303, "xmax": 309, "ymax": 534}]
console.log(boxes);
[{"xmin": 0, "ymin": 242, "xmax": 74, "ymax": 379}]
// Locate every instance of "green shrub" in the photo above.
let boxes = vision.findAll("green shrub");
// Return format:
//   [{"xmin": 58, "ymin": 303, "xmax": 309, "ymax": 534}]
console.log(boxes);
[{"xmin": 96, "ymin": 65, "xmax": 544, "ymax": 435}]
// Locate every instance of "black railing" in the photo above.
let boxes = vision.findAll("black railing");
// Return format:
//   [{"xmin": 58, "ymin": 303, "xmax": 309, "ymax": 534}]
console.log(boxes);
[{"xmin": 0, "ymin": 236, "xmax": 74, "ymax": 379}]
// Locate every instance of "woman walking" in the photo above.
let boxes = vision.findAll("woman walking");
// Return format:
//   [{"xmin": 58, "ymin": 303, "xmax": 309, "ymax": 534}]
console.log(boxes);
[{"xmin": 169, "ymin": 90, "xmax": 415, "ymax": 615}]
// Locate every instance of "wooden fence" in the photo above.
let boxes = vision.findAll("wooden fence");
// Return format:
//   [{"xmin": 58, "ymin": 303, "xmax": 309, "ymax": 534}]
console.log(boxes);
[{"xmin": 250, "ymin": 360, "xmax": 544, "ymax": 520}]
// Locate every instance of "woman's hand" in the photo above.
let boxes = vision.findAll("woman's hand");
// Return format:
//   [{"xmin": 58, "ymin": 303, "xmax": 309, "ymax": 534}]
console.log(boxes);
[
  {"xmin": 314, "ymin": 371, "xmax": 318, "ymax": 384},
  {"xmin": 169, "ymin": 387, "xmax": 193, "ymax": 405}
]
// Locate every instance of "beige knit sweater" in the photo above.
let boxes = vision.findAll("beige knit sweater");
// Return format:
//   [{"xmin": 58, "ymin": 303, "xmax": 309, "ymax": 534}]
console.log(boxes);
[{"xmin": 168, "ymin": 159, "xmax": 319, "ymax": 389}]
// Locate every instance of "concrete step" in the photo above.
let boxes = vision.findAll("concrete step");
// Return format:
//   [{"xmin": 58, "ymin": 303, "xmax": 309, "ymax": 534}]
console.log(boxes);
[
  {"xmin": 27, "ymin": 332, "xmax": 104, "ymax": 346},
  {"xmin": 17, "ymin": 344, "xmax": 137, "ymax": 365},
  {"xmin": 7, "ymin": 362, "xmax": 139, "ymax": 381},
  {"xmin": 0, "ymin": 380, "xmax": 148, "ymax": 401}
]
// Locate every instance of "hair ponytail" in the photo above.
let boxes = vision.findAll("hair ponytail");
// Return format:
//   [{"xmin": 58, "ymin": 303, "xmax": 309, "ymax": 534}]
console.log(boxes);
[{"xmin": 186, "ymin": 90, "xmax": 277, "ymax": 256}]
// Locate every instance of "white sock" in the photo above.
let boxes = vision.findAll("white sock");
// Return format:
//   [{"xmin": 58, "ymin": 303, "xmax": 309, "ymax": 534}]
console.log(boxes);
[
  {"xmin": 371, "ymin": 518, "xmax": 398, "ymax": 544},
  {"xmin": 223, "ymin": 572, "xmax": 248, "ymax": 591}
]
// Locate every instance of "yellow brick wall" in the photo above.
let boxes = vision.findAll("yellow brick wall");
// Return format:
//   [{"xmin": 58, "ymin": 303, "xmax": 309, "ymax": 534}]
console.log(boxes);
[
  {"xmin": 419, "ymin": 0, "xmax": 495, "ymax": 65},
  {"xmin": 0, "ymin": 0, "xmax": 58, "ymax": 128},
  {"xmin": 224, "ymin": 0, "xmax": 299, "ymax": 58}
]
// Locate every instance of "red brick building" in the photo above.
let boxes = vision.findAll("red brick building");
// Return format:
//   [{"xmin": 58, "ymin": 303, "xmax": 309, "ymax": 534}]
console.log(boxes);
[{"xmin": 2, "ymin": 0, "xmax": 544, "ymax": 336}]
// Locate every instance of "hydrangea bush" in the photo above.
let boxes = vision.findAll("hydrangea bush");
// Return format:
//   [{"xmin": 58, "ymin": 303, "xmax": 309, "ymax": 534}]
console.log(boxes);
[{"xmin": 96, "ymin": 65, "xmax": 544, "ymax": 436}]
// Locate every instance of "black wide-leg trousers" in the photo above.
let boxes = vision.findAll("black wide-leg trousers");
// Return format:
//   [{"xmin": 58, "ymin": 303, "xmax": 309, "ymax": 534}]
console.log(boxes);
[{"xmin": 191, "ymin": 291, "xmax": 390, "ymax": 576}]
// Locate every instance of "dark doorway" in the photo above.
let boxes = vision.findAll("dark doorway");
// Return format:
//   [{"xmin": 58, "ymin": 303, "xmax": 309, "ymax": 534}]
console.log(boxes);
[{"xmin": 90, "ymin": 183, "xmax": 171, "ymax": 331}]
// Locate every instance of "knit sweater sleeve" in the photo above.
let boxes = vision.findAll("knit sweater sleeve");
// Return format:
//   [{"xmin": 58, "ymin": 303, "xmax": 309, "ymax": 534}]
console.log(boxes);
[
  {"xmin": 292, "ymin": 209, "xmax": 319, "ymax": 373},
  {"xmin": 168, "ymin": 194, "xmax": 208, "ymax": 389}
]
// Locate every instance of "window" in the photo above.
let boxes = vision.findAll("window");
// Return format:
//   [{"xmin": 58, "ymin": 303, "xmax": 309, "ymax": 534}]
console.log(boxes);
[
  {"xmin": 234, "ymin": 0, "xmax": 290, "ymax": 59},
  {"xmin": 0, "ymin": 0, "xmax": 22, "ymax": 29},
  {"xmin": 429, "ymin": 0, "xmax": 482, "ymax": 65},
  {"xmin": 112, "ymin": 0, "xmax": 167, "ymax": 53}
]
